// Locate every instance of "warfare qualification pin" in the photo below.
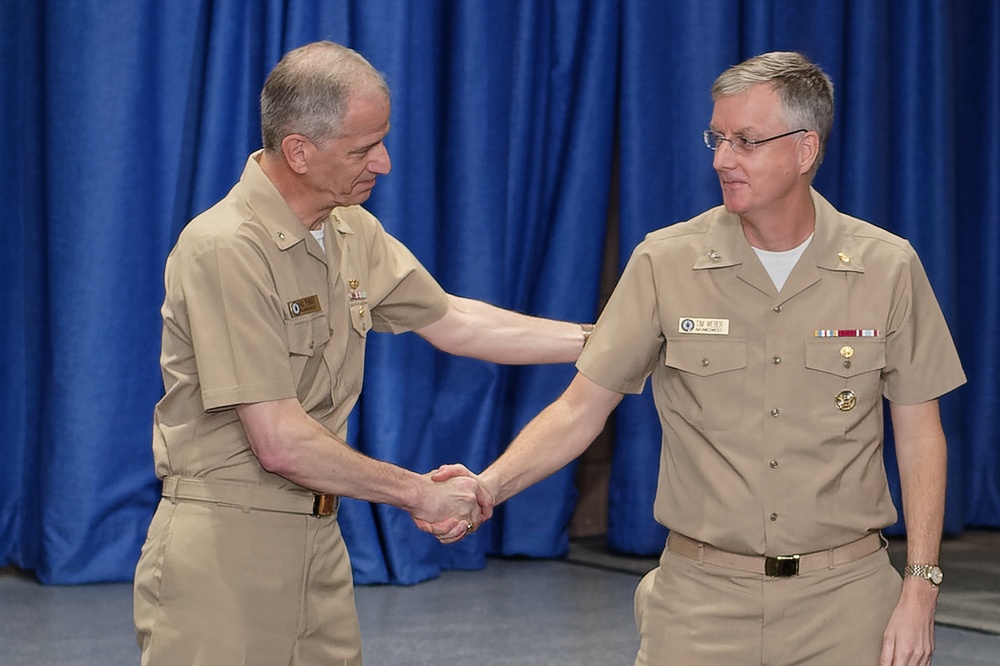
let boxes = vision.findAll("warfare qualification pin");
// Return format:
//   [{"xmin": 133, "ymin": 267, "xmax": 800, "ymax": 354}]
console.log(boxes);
[{"xmin": 835, "ymin": 389, "xmax": 857, "ymax": 412}]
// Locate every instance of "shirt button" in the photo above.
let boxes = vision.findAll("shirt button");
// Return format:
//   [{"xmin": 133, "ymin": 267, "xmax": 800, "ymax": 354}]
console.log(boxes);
[
  {"xmin": 773, "ymin": 305, "xmax": 782, "ymax": 313},
  {"xmin": 770, "ymin": 513, "xmax": 778, "ymax": 521},
  {"xmin": 770, "ymin": 460, "xmax": 778, "ymax": 469},
  {"xmin": 770, "ymin": 408, "xmax": 780, "ymax": 417},
  {"xmin": 701, "ymin": 358, "xmax": 710, "ymax": 367},
  {"xmin": 771, "ymin": 356, "xmax": 781, "ymax": 365}
]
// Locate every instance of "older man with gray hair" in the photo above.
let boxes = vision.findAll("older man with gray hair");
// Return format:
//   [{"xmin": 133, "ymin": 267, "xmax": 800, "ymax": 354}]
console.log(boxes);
[{"xmin": 133, "ymin": 41, "xmax": 590, "ymax": 665}]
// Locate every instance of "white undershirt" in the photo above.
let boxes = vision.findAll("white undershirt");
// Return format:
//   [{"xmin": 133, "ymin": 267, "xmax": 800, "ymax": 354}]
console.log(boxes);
[
  {"xmin": 310, "ymin": 227, "xmax": 325, "ymax": 254},
  {"xmin": 752, "ymin": 233, "xmax": 813, "ymax": 291}
]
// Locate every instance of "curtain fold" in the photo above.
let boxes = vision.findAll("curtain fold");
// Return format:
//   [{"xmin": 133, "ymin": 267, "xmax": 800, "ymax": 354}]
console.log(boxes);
[
  {"xmin": 952, "ymin": 0, "xmax": 1000, "ymax": 526},
  {"xmin": 345, "ymin": 0, "xmax": 617, "ymax": 582},
  {"xmin": 2, "ymin": 0, "xmax": 997, "ymax": 584},
  {"xmin": 1, "ymin": 0, "xmax": 46, "ymax": 574}
]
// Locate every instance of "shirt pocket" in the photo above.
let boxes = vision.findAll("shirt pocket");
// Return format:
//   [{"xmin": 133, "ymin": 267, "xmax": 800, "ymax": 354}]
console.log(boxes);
[
  {"xmin": 663, "ymin": 338, "xmax": 747, "ymax": 431},
  {"xmin": 284, "ymin": 313, "xmax": 331, "ymax": 387},
  {"xmin": 348, "ymin": 299, "xmax": 373, "ymax": 337},
  {"xmin": 285, "ymin": 313, "xmax": 331, "ymax": 355},
  {"xmin": 803, "ymin": 339, "xmax": 886, "ymax": 433}
]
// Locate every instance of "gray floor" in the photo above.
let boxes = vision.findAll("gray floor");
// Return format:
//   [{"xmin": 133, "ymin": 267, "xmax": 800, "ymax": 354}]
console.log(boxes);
[{"xmin": 1, "ymin": 551, "xmax": 999, "ymax": 665}]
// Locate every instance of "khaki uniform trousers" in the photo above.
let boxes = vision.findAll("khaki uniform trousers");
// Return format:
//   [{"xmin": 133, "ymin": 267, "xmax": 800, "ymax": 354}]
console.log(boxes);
[
  {"xmin": 134, "ymin": 497, "xmax": 361, "ymax": 666},
  {"xmin": 634, "ymin": 540, "xmax": 902, "ymax": 665}
]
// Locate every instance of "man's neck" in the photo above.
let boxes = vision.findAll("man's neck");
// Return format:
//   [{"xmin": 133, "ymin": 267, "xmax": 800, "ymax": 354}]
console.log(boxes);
[
  {"xmin": 257, "ymin": 151, "xmax": 331, "ymax": 231},
  {"xmin": 740, "ymin": 188, "xmax": 816, "ymax": 252}
]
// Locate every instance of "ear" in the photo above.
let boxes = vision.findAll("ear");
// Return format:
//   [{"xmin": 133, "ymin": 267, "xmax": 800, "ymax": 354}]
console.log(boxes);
[
  {"xmin": 798, "ymin": 131, "xmax": 820, "ymax": 174},
  {"xmin": 280, "ymin": 134, "xmax": 311, "ymax": 175}
]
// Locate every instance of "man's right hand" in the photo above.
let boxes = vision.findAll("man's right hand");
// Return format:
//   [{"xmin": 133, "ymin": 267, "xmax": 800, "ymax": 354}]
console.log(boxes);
[{"xmin": 410, "ymin": 464, "xmax": 495, "ymax": 543}]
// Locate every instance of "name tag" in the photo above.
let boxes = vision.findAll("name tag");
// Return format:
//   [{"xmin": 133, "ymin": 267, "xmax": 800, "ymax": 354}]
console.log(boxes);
[
  {"xmin": 678, "ymin": 317, "xmax": 729, "ymax": 335},
  {"xmin": 288, "ymin": 295, "xmax": 322, "ymax": 318}
]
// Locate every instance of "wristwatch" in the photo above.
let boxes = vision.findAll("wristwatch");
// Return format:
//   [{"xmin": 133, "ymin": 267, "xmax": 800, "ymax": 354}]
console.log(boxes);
[{"xmin": 904, "ymin": 564, "xmax": 943, "ymax": 587}]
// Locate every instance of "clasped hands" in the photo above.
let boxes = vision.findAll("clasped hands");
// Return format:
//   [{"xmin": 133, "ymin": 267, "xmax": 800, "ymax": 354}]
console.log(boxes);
[{"xmin": 410, "ymin": 464, "xmax": 494, "ymax": 544}]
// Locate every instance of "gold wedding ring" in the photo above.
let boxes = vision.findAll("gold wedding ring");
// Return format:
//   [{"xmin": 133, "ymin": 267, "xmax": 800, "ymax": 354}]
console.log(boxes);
[{"xmin": 465, "ymin": 521, "xmax": 474, "ymax": 533}]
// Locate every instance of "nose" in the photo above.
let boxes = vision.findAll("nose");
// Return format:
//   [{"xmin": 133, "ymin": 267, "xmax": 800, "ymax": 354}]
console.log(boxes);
[
  {"xmin": 369, "ymin": 142, "xmax": 391, "ymax": 175},
  {"xmin": 712, "ymin": 139, "xmax": 736, "ymax": 171}
]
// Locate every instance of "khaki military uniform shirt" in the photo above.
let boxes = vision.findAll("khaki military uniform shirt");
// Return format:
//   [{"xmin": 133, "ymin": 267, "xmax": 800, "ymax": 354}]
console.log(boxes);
[
  {"xmin": 578, "ymin": 190, "xmax": 965, "ymax": 556},
  {"xmin": 152, "ymin": 151, "xmax": 449, "ymax": 489}
]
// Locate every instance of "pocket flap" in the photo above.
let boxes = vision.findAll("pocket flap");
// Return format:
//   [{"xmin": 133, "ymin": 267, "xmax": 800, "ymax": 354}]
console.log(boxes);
[
  {"xmin": 804, "ymin": 339, "xmax": 885, "ymax": 378},
  {"xmin": 664, "ymin": 339, "xmax": 747, "ymax": 377},
  {"xmin": 349, "ymin": 300, "xmax": 373, "ymax": 337},
  {"xmin": 284, "ymin": 314, "xmax": 331, "ymax": 356}
]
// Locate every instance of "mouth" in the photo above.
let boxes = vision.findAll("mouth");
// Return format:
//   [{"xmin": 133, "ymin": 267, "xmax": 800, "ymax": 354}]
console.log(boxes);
[{"xmin": 719, "ymin": 175, "xmax": 748, "ymax": 189}]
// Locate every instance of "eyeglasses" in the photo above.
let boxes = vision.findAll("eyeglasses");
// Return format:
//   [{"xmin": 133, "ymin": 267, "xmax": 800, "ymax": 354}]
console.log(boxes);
[{"xmin": 703, "ymin": 128, "xmax": 808, "ymax": 155}]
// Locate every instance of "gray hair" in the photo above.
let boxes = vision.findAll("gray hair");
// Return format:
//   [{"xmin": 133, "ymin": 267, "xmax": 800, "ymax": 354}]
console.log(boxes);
[
  {"xmin": 260, "ymin": 41, "xmax": 389, "ymax": 152},
  {"xmin": 712, "ymin": 51, "xmax": 834, "ymax": 171}
]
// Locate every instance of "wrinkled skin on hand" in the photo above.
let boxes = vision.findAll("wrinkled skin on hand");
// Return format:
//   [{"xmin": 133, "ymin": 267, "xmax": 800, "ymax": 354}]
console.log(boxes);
[{"xmin": 411, "ymin": 464, "xmax": 495, "ymax": 544}]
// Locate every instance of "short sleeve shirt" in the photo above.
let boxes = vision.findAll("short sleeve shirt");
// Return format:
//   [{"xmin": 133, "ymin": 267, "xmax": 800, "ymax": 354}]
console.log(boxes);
[
  {"xmin": 151, "ymin": 152, "xmax": 449, "ymax": 489},
  {"xmin": 577, "ymin": 190, "xmax": 966, "ymax": 555}
]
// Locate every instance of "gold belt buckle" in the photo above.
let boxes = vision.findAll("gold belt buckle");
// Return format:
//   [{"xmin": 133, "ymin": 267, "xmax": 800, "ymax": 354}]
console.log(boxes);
[
  {"xmin": 312, "ymin": 494, "xmax": 337, "ymax": 517},
  {"xmin": 765, "ymin": 554, "xmax": 800, "ymax": 577}
]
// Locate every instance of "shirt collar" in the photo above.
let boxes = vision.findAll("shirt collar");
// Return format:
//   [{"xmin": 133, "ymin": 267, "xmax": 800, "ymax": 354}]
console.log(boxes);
[
  {"xmin": 809, "ymin": 189, "xmax": 865, "ymax": 274},
  {"xmin": 691, "ymin": 188, "xmax": 864, "ymax": 275},
  {"xmin": 239, "ymin": 150, "xmax": 313, "ymax": 252}
]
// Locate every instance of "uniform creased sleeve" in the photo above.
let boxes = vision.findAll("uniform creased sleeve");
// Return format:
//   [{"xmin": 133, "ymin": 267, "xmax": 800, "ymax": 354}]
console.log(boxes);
[
  {"xmin": 881, "ymin": 243, "xmax": 966, "ymax": 404},
  {"xmin": 363, "ymin": 216, "xmax": 449, "ymax": 334},
  {"xmin": 577, "ymin": 244, "xmax": 663, "ymax": 394},
  {"xmin": 176, "ymin": 234, "xmax": 298, "ymax": 411}
]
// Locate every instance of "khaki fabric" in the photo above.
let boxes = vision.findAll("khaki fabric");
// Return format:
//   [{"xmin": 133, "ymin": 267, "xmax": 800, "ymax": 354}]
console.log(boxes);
[
  {"xmin": 151, "ymin": 151, "xmax": 448, "ymax": 487},
  {"xmin": 135, "ymin": 152, "xmax": 449, "ymax": 663},
  {"xmin": 135, "ymin": 500, "xmax": 361, "ymax": 666},
  {"xmin": 578, "ymin": 190, "xmax": 965, "ymax": 556},
  {"xmin": 634, "ymin": 546, "xmax": 901, "ymax": 665}
]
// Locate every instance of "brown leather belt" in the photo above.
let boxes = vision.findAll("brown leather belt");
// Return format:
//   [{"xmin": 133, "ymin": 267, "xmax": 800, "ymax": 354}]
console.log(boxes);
[
  {"xmin": 162, "ymin": 476, "xmax": 339, "ymax": 518},
  {"xmin": 667, "ymin": 531, "xmax": 884, "ymax": 577}
]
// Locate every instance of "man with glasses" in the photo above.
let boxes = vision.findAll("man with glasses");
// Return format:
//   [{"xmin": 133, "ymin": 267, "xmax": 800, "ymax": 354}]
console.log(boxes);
[{"xmin": 436, "ymin": 51, "xmax": 964, "ymax": 665}]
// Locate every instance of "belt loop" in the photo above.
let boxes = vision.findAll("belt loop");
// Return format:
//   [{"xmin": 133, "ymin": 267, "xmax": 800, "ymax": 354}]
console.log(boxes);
[
  {"xmin": 697, "ymin": 542, "xmax": 705, "ymax": 564},
  {"xmin": 827, "ymin": 547, "xmax": 835, "ymax": 570},
  {"xmin": 165, "ymin": 476, "xmax": 179, "ymax": 504},
  {"xmin": 241, "ymin": 483, "xmax": 253, "ymax": 514}
]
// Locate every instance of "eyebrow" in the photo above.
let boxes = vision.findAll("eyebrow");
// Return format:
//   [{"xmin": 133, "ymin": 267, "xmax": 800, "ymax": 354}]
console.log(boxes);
[
  {"xmin": 353, "ymin": 124, "xmax": 391, "ymax": 154},
  {"xmin": 708, "ymin": 124, "xmax": 756, "ymax": 136}
]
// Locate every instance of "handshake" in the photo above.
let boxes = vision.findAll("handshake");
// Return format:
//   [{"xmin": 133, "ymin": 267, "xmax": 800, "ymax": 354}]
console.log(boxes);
[{"xmin": 409, "ymin": 464, "xmax": 496, "ymax": 544}]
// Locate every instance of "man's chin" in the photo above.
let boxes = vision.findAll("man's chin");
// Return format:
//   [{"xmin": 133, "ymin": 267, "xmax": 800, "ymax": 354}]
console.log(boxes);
[
  {"xmin": 720, "ymin": 188, "xmax": 753, "ymax": 215},
  {"xmin": 721, "ymin": 197, "xmax": 745, "ymax": 215},
  {"xmin": 340, "ymin": 186, "xmax": 375, "ymax": 207},
  {"xmin": 354, "ymin": 180, "xmax": 377, "ymax": 199}
]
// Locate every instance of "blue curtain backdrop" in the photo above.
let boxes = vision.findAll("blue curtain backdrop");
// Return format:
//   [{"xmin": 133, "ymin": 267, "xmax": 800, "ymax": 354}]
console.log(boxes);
[{"xmin": 1, "ymin": 0, "xmax": 997, "ymax": 585}]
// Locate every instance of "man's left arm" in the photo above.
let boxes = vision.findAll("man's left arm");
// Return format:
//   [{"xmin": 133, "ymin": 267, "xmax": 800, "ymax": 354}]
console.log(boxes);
[
  {"xmin": 880, "ymin": 399, "xmax": 947, "ymax": 666},
  {"xmin": 415, "ymin": 294, "xmax": 588, "ymax": 364}
]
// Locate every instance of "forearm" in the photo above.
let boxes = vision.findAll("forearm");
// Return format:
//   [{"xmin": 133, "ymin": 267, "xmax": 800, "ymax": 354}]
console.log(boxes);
[
  {"xmin": 880, "ymin": 401, "xmax": 946, "ymax": 664},
  {"xmin": 417, "ymin": 294, "xmax": 588, "ymax": 364},
  {"xmin": 480, "ymin": 373, "xmax": 621, "ymax": 504},
  {"xmin": 892, "ymin": 400, "xmax": 947, "ymax": 567},
  {"xmin": 236, "ymin": 399, "xmax": 425, "ymax": 513}
]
